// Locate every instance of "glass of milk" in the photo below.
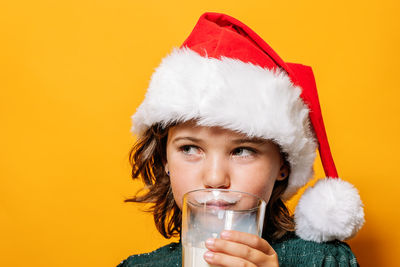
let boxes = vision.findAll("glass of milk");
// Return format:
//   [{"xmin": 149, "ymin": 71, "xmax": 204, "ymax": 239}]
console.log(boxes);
[{"xmin": 181, "ymin": 189, "xmax": 266, "ymax": 267}]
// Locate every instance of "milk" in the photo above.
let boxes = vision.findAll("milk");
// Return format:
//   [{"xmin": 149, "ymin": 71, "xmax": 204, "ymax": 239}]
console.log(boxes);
[
  {"xmin": 182, "ymin": 212, "xmax": 260, "ymax": 266},
  {"xmin": 183, "ymin": 243, "xmax": 218, "ymax": 267}
]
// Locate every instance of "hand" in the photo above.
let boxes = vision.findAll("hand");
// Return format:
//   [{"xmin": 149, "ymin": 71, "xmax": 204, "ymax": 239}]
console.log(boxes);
[{"xmin": 203, "ymin": 230, "xmax": 279, "ymax": 267}]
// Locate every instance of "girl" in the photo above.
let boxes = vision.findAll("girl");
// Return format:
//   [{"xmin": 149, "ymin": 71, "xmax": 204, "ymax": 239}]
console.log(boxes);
[{"xmin": 118, "ymin": 12, "xmax": 365, "ymax": 266}]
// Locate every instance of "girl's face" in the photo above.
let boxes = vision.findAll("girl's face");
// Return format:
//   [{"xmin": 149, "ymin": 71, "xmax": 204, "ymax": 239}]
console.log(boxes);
[{"xmin": 165, "ymin": 121, "xmax": 287, "ymax": 209}]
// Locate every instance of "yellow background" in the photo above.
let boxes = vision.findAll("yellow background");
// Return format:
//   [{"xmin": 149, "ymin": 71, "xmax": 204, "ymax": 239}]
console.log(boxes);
[{"xmin": 1, "ymin": 1, "xmax": 399, "ymax": 266}]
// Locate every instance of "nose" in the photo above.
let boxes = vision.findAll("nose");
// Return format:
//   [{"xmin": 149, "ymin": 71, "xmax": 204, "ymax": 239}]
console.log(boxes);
[{"xmin": 202, "ymin": 153, "xmax": 230, "ymax": 189}]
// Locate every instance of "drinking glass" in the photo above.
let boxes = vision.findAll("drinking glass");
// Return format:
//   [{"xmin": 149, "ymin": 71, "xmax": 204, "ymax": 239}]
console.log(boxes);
[{"xmin": 181, "ymin": 189, "xmax": 266, "ymax": 267}]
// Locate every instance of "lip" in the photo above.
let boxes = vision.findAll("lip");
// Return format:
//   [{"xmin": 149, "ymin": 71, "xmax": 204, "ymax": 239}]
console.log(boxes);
[
  {"xmin": 205, "ymin": 200, "xmax": 235, "ymax": 208},
  {"xmin": 194, "ymin": 193, "xmax": 240, "ymax": 206}
]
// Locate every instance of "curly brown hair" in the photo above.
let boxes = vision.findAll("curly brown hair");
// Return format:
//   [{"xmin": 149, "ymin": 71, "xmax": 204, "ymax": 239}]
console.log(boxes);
[{"xmin": 125, "ymin": 123, "xmax": 295, "ymax": 241}]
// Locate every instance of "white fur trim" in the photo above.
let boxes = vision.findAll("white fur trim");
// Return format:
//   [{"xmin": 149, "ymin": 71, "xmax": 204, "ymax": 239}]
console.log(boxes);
[
  {"xmin": 131, "ymin": 46, "xmax": 318, "ymax": 200},
  {"xmin": 294, "ymin": 177, "xmax": 365, "ymax": 242}
]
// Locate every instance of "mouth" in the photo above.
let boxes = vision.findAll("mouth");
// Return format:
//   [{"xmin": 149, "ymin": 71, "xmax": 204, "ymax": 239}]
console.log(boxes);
[
  {"xmin": 194, "ymin": 190, "xmax": 241, "ymax": 207},
  {"xmin": 205, "ymin": 200, "xmax": 235, "ymax": 208}
]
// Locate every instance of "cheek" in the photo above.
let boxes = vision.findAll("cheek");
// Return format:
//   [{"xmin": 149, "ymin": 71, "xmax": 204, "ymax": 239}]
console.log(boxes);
[
  {"xmin": 231, "ymin": 161, "xmax": 279, "ymax": 202},
  {"xmin": 168, "ymin": 156, "xmax": 203, "ymax": 209}
]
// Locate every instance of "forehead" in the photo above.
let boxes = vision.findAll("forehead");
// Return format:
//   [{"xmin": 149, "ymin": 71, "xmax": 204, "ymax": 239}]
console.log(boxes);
[{"xmin": 167, "ymin": 121, "xmax": 269, "ymax": 144}]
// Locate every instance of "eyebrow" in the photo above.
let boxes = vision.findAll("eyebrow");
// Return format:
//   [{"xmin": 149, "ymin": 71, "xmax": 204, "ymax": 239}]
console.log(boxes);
[
  {"xmin": 172, "ymin": 136, "xmax": 267, "ymax": 145},
  {"xmin": 231, "ymin": 138, "xmax": 268, "ymax": 145},
  {"xmin": 172, "ymin": 137, "xmax": 202, "ymax": 144}
]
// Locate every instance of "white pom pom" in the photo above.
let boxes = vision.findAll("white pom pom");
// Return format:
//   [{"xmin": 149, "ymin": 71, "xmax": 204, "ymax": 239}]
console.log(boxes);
[{"xmin": 294, "ymin": 177, "xmax": 365, "ymax": 243}]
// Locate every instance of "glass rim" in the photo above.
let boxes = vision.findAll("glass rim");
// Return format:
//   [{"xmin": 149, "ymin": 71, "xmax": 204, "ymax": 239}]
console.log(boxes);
[{"xmin": 182, "ymin": 188, "xmax": 266, "ymax": 205}]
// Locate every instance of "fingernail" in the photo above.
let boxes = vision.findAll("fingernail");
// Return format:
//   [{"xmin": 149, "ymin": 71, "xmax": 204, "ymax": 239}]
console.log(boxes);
[
  {"xmin": 204, "ymin": 251, "xmax": 214, "ymax": 260},
  {"xmin": 220, "ymin": 230, "xmax": 231, "ymax": 239},
  {"xmin": 205, "ymin": 238, "xmax": 215, "ymax": 248}
]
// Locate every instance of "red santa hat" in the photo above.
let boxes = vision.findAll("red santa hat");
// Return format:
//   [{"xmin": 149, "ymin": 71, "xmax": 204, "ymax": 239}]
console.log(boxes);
[{"xmin": 131, "ymin": 12, "xmax": 365, "ymax": 243}]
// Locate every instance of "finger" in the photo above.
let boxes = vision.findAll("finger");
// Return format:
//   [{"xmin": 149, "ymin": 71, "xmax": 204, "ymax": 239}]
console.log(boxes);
[
  {"xmin": 205, "ymin": 238, "xmax": 273, "ymax": 266},
  {"xmin": 220, "ymin": 230, "xmax": 276, "ymax": 256},
  {"xmin": 204, "ymin": 250, "xmax": 257, "ymax": 267}
]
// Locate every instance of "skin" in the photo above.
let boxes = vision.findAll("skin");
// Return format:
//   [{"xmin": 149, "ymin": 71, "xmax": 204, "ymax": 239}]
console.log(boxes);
[{"xmin": 165, "ymin": 121, "xmax": 288, "ymax": 267}]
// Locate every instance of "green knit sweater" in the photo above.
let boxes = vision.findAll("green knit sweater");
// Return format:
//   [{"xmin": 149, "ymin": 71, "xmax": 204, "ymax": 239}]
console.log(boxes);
[{"xmin": 117, "ymin": 232, "xmax": 359, "ymax": 267}]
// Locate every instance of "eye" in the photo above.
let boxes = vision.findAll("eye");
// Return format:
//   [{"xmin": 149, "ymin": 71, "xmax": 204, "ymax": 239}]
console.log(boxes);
[
  {"xmin": 232, "ymin": 147, "xmax": 256, "ymax": 157},
  {"xmin": 180, "ymin": 145, "xmax": 201, "ymax": 155}
]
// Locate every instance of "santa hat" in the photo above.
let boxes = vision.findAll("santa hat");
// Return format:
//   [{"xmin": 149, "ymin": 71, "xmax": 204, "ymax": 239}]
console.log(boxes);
[{"xmin": 131, "ymin": 12, "xmax": 365, "ymax": 243}]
